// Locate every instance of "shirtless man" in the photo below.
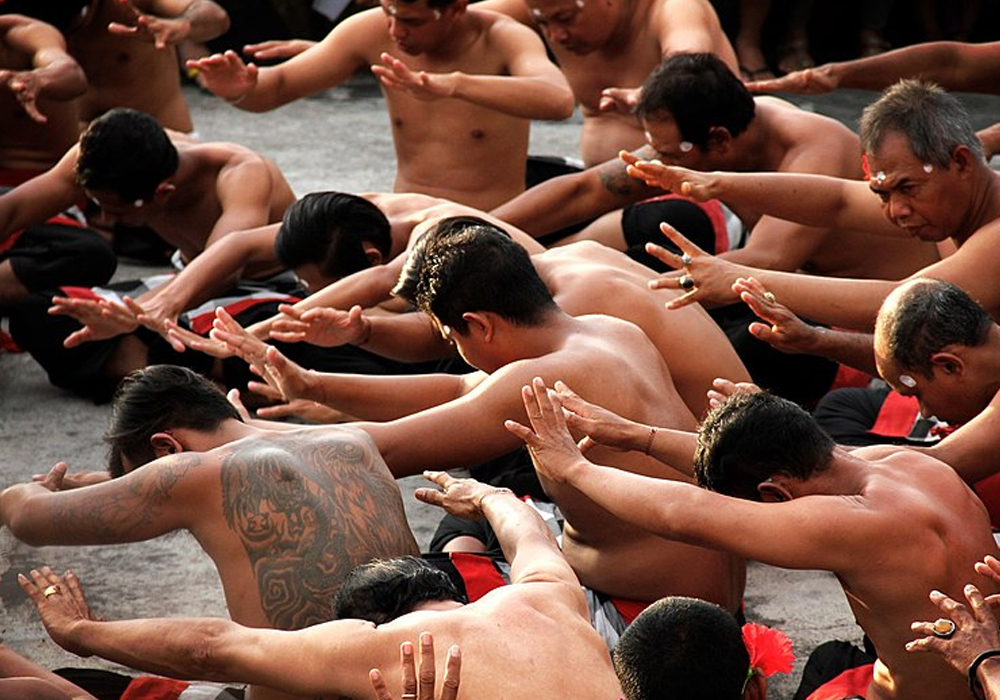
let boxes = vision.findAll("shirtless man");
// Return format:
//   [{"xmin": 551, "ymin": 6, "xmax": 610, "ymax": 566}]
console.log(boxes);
[
  {"xmin": 0, "ymin": 12, "xmax": 86, "ymax": 178},
  {"xmin": 483, "ymin": 0, "xmax": 737, "ymax": 165},
  {"xmin": 492, "ymin": 53, "xmax": 937, "ymax": 283},
  {"xmin": 213, "ymin": 218, "xmax": 744, "ymax": 612},
  {"xmin": 67, "ymin": 0, "xmax": 230, "ymax": 132},
  {"xmin": 1, "ymin": 364, "xmax": 419, "ymax": 700},
  {"xmin": 624, "ymin": 80, "xmax": 1000, "ymax": 331},
  {"xmin": 187, "ymin": 0, "xmax": 573, "ymax": 210},
  {"xmin": 745, "ymin": 40, "xmax": 1000, "ymax": 157},
  {"xmin": 507, "ymin": 382, "xmax": 1000, "ymax": 700},
  {"xmin": 2, "ymin": 107, "xmax": 295, "ymax": 395},
  {"xmin": 20, "ymin": 470, "xmax": 624, "ymax": 700},
  {"xmin": 0, "ymin": 13, "xmax": 115, "ymax": 305}
]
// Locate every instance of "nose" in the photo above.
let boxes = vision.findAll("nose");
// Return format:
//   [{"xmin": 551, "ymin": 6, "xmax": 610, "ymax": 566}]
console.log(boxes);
[
  {"xmin": 388, "ymin": 18, "xmax": 407, "ymax": 40},
  {"xmin": 545, "ymin": 25, "xmax": 570, "ymax": 44},
  {"xmin": 887, "ymin": 193, "xmax": 912, "ymax": 221}
]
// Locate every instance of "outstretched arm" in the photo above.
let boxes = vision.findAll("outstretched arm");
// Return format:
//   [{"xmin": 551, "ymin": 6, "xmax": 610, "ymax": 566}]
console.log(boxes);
[
  {"xmin": 491, "ymin": 146, "xmax": 659, "ymax": 237},
  {"xmin": 0, "ymin": 16, "xmax": 87, "ymax": 122},
  {"xmin": 115, "ymin": 0, "xmax": 230, "ymax": 48},
  {"xmin": 505, "ymin": 377, "xmax": 889, "ymax": 572},
  {"xmin": 416, "ymin": 470, "xmax": 582, "ymax": 588},
  {"xmin": 20, "ymin": 568, "xmax": 379, "ymax": 698},
  {"xmin": 748, "ymin": 41, "xmax": 1000, "ymax": 96}
]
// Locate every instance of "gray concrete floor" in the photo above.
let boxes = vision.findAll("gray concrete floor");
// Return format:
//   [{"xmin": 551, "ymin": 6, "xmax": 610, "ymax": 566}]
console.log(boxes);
[{"xmin": 3, "ymin": 79, "xmax": 1000, "ymax": 698}]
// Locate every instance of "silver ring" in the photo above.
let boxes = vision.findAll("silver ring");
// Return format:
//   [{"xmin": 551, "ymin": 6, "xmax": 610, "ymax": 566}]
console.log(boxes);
[
  {"xmin": 763, "ymin": 291, "xmax": 776, "ymax": 303},
  {"xmin": 931, "ymin": 618, "xmax": 956, "ymax": 639},
  {"xmin": 680, "ymin": 252, "xmax": 693, "ymax": 265},
  {"xmin": 679, "ymin": 274, "xmax": 695, "ymax": 291}
]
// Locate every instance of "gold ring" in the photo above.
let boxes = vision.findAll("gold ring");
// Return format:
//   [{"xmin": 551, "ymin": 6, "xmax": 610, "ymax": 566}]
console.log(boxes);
[
  {"xmin": 43, "ymin": 584, "xmax": 61, "ymax": 598},
  {"xmin": 931, "ymin": 618, "xmax": 956, "ymax": 639},
  {"xmin": 763, "ymin": 291, "xmax": 776, "ymax": 303}
]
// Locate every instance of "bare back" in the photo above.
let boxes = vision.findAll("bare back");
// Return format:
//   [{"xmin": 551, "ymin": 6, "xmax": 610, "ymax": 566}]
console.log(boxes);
[
  {"xmin": 838, "ymin": 448, "xmax": 1000, "ymax": 700},
  {"xmin": 535, "ymin": 241, "xmax": 750, "ymax": 416},
  {"xmin": 68, "ymin": 0, "xmax": 193, "ymax": 132},
  {"xmin": 498, "ymin": 314, "xmax": 744, "ymax": 609}
]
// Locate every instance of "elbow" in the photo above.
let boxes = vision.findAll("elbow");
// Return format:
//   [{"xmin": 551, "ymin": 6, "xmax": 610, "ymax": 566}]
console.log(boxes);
[
  {"xmin": 549, "ymin": 91, "xmax": 576, "ymax": 120},
  {"xmin": 187, "ymin": 623, "xmax": 241, "ymax": 682}
]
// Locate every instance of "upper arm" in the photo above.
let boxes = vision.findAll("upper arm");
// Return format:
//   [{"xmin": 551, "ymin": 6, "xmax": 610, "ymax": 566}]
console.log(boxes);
[
  {"xmin": 1, "ymin": 455, "xmax": 205, "ymax": 546},
  {"xmin": 256, "ymin": 13, "xmax": 374, "ymax": 101},
  {"xmin": 724, "ymin": 217, "xmax": 829, "ymax": 270},
  {"xmin": 492, "ymin": 18, "xmax": 565, "ymax": 84},
  {"xmin": 909, "ymin": 226, "xmax": 1000, "ymax": 312},
  {"xmin": 205, "ymin": 158, "xmax": 278, "ymax": 247},
  {"xmin": 653, "ymin": 0, "xmax": 725, "ymax": 56}
]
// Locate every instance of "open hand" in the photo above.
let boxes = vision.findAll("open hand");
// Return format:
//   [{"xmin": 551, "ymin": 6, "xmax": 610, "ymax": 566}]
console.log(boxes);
[
  {"xmin": 18, "ymin": 567, "xmax": 100, "ymax": 657},
  {"xmin": 734, "ymin": 276, "xmax": 823, "ymax": 355},
  {"xmin": 371, "ymin": 53, "xmax": 455, "ymax": 100},
  {"xmin": 554, "ymin": 381, "xmax": 643, "ymax": 455},
  {"xmin": 49, "ymin": 296, "xmax": 139, "ymax": 348},
  {"xmin": 108, "ymin": 0, "xmax": 193, "ymax": 49},
  {"xmin": 370, "ymin": 633, "xmax": 461, "ymax": 700},
  {"xmin": 504, "ymin": 377, "xmax": 586, "ymax": 484},
  {"xmin": 645, "ymin": 222, "xmax": 744, "ymax": 310},
  {"xmin": 185, "ymin": 50, "xmax": 259, "ymax": 102},
  {"xmin": 269, "ymin": 304, "xmax": 369, "ymax": 347},
  {"xmin": 415, "ymin": 471, "xmax": 502, "ymax": 520}
]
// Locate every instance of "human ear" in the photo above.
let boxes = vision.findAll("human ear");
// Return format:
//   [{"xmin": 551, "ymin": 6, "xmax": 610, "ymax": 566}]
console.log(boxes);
[
  {"xmin": 150, "ymin": 431, "xmax": 184, "ymax": 459},
  {"xmin": 461, "ymin": 312, "xmax": 494, "ymax": 341},
  {"xmin": 362, "ymin": 242, "xmax": 385, "ymax": 267},
  {"xmin": 757, "ymin": 478, "xmax": 792, "ymax": 503},
  {"xmin": 706, "ymin": 126, "xmax": 733, "ymax": 152},
  {"xmin": 930, "ymin": 351, "xmax": 963, "ymax": 376}
]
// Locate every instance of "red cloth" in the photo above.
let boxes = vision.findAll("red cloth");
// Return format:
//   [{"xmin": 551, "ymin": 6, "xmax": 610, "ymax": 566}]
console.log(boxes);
[
  {"xmin": 804, "ymin": 663, "xmax": 874, "ymax": 700},
  {"xmin": 450, "ymin": 551, "xmax": 508, "ymax": 602},
  {"xmin": 120, "ymin": 677, "xmax": 191, "ymax": 700}
]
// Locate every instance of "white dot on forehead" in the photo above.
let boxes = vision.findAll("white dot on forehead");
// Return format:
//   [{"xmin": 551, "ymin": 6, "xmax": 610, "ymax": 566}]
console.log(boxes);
[
  {"xmin": 923, "ymin": 164, "xmax": 934, "ymax": 173},
  {"xmin": 899, "ymin": 374, "xmax": 917, "ymax": 388},
  {"xmin": 873, "ymin": 171, "xmax": 887, "ymax": 185},
  {"xmin": 679, "ymin": 141, "xmax": 693, "ymax": 153}
]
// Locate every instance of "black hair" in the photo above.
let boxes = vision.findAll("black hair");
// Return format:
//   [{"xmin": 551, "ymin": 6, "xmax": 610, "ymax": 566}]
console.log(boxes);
[
  {"xmin": 614, "ymin": 596, "xmax": 749, "ymax": 700},
  {"xmin": 694, "ymin": 392, "xmax": 834, "ymax": 500},
  {"xmin": 333, "ymin": 556, "xmax": 465, "ymax": 624},
  {"xmin": 637, "ymin": 53, "xmax": 756, "ymax": 150},
  {"xmin": 392, "ymin": 216, "xmax": 555, "ymax": 334},
  {"xmin": 103, "ymin": 365, "xmax": 241, "ymax": 478},
  {"xmin": 274, "ymin": 192, "xmax": 392, "ymax": 279},
  {"xmin": 76, "ymin": 108, "xmax": 179, "ymax": 202},
  {"xmin": 0, "ymin": 0, "xmax": 91, "ymax": 32},
  {"xmin": 876, "ymin": 278, "xmax": 993, "ymax": 377}
]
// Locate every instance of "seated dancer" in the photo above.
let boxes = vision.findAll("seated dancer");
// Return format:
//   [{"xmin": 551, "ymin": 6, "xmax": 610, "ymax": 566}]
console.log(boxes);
[
  {"xmin": 3, "ymin": 107, "xmax": 296, "ymax": 399},
  {"xmin": 0, "ymin": 364, "xmax": 419, "ymax": 700},
  {"xmin": 209, "ymin": 217, "xmax": 746, "ymax": 620},
  {"xmin": 20, "ymin": 470, "xmax": 627, "ymax": 700},
  {"xmin": 506, "ymin": 380, "xmax": 1000, "ymax": 700}
]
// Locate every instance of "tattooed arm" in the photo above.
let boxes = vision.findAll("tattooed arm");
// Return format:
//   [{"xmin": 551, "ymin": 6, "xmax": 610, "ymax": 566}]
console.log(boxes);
[
  {"xmin": 490, "ymin": 145, "xmax": 660, "ymax": 237},
  {"xmin": 0, "ymin": 453, "xmax": 208, "ymax": 546}
]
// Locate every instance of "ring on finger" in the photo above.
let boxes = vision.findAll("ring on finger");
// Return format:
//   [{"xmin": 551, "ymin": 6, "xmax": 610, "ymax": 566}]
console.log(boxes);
[
  {"xmin": 43, "ymin": 584, "xmax": 61, "ymax": 598},
  {"xmin": 763, "ymin": 291, "xmax": 776, "ymax": 303},
  {"xmin": 679, "ymin": 274, "xmax": 696, "ymax": 291},
  {"xmin": 680, "ymin": 252, "xmax": 693, "ymax": 266},
  {"xmin": 931, "ymin": 618, "xmax": 956, "ymax": 639}
]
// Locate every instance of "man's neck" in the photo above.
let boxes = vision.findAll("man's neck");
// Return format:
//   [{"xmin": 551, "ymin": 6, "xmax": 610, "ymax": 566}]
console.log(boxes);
[{"xmin": 954, "ymin": 168, "xmax": 1000, "ymax": 246}]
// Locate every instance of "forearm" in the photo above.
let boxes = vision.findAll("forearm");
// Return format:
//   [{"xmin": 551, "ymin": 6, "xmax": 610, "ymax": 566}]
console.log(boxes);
[
  {"xmin": 796, "ymin": 328, "xmax": 877, "ymax": 373},
  {"xmin": 450, "ymin": 74, "xmax": 573, "ymax": 120},
  {"xmin": 0, "ymin": 485, "xmax": 48, "ymax": 541},
  {"xmin": 361, "ymin": 313, "xmax": 455, "ymax": 363},
  {"xmin": 174, "ymin": 0, "xmax": 230, "ymax": 42},
  {"xmin": 32, "ymin": 52, "xmax": 88, "ymax": 100},
  {"xmin": 822, "ymin": 42, "xmax": 988, "ymax": 92},
  {"xmin": 308, "ymin": 372, "xmax": 465, "ymax": 420}
]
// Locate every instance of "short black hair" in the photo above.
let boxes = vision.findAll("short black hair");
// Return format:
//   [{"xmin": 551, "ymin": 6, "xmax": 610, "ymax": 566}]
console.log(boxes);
[
  {"xmin": 76, "ymin": 108, "xmax": 179, "ymax": 202},
  {"xmin": 392, "ymin": 216, "xmax": 555, "ymax": 333},
  {"xmin": 694, "ymin": 392, "xmax": 834, "ymax": 500},
  {"xmin": 0, "ymin": 0, "xmax": 90, "ymax": 31},
  {"xmin": 104, "ymin": 365, "xmax": 241, "ymax": 478},
  {"xmin": 274, "ymin": 192, "xmax": 392, "ymax": 279},
  {"xmin": 637, "ymin": 53, "xmax": 756, "ymax": 150},
  {"xmin": 333, "ymin": 556, "xmax": 465, "ymax": 624},
  {"xmin": 614, "ymin": 596, "xmax": 749, "ymax": 700},
  {"xmin": 876, "ymin": 278, "xmax": 993, "ymax": 377}
]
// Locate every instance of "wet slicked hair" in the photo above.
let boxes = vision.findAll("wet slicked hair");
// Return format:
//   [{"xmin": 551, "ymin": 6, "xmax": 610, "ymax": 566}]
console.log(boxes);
[
  {"xmin": 860, "ymin": 80, "xmax": 984, "ymax": 165},
  {"xmin": 695, "ymin": 391, "xmax": 834, "ymax": 500},
  {"xmin": 876, "ymin": 278, "xmax": 992, "ymax": 377},
  {"xmin": 637, "ymin": 52, "xmax": 756, "ymax": 150},
  {"xmin": 104, "ymin": 365, "xmax": 240, "ymax": 478},
  {"xmin": 274, "ymin": 192, "xmax": 392, "ymax": 279},
  {"xmin": 76, "ymin": 108, "xmax": 179, "ymax": 202}
]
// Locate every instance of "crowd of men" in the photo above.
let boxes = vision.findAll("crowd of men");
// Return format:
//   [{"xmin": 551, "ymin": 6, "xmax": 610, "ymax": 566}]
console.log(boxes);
[{"xmin": 4, "ymin": 1, "xmax": 1000, "ymax": 699}]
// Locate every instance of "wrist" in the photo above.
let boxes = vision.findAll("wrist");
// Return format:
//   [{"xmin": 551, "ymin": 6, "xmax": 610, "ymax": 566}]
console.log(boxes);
[
  {"xmin": 226, "ymin": 88, "xmax": 251, "ymax": 105},
  {"xmin": 354, "ymin": 315, "xmax": 373, "ymax": 347},
  {"xmin": 969, "ymin": 649, "xmax": 1000, "ymax": 700},
  {"xmin": 475, "ymin": 487, "xmax": 515, "ymax": 511}
]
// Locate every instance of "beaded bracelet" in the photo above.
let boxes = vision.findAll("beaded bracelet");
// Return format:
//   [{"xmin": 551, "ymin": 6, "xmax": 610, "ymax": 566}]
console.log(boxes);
[
  {"xmin": 475, "ymin": 487, "xmax": 514, "ymax": 510},
  {"xmin": 968, "ymin": 648, "xmax": 1000, "ymax": 700},
  {"xmin": 643, "ymin": 426, "xmax": 657, "ymax": 456}
]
